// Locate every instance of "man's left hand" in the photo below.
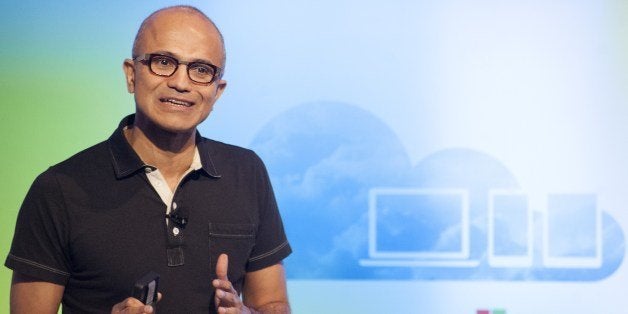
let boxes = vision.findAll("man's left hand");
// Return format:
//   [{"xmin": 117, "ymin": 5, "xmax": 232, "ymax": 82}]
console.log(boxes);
[{"xmin": 213, "ymin": 253, "xmax": 252, "ymax": 314}]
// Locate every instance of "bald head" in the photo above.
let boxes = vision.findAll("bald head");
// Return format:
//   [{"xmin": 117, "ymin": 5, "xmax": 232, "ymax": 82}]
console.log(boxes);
[{"xmin": 132, "ymin": 5, "xmax": 226, "ymax": 68}]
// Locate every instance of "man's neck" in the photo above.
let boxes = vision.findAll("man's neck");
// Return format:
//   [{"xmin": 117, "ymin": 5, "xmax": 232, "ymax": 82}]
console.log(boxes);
[{"xmin": 123, "ymin": 123, "xmax": 196, "ymax": 191}]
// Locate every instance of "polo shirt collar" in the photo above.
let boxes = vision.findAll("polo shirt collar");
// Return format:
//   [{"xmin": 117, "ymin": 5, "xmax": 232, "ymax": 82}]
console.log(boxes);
[{"xmin": 108, "ymin": 114, "xmax": 221, "ymax": 179}]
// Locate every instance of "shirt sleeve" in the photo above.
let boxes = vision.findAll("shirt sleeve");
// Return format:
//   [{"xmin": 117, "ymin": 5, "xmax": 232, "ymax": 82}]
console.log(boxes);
[
  {"xmin": 5, "ymin": 169, "xmax": 72, "ymax": 285},
  {"xmin": 245, "ymin": 153, "xmax": 292, "ymax": 272}
]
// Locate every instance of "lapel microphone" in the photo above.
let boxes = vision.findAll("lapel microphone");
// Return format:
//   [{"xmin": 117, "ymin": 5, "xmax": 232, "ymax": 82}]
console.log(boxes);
[{"xmin": 166, "ymin": 208, "xmax": 188, "ymax": 227}]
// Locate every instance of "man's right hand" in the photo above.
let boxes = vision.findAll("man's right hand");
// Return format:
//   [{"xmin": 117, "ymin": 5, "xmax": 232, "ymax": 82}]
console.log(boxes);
[{"xmin": 111, "ymin": 293, "xmax": 161, "ymax": 314}]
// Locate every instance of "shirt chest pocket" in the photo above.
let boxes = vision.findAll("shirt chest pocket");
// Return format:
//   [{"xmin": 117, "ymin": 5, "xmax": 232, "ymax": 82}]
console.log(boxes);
[{"xmin": 208, "ymin": 223, "xmax": 256, "ymax": 292}]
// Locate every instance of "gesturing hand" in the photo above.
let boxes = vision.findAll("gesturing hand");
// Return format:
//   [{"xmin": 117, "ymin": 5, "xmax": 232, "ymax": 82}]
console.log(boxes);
[{"xmin": 213, "ymin": 253, "xmax": 251, "ymax": 314}]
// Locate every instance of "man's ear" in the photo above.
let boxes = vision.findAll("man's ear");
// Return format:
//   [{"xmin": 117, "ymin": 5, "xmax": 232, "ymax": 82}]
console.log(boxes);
[
  {"xmin": 213, "ymin": 79, "xmax": 227, "ymax": 100},
  {"xmin": 122, "ymin": 59, "xmax": 135, "ymax": 93}
]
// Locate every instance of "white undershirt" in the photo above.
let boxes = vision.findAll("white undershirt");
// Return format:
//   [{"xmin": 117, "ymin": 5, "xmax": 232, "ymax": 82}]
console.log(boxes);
[{"xmin": 144, "ymin": 148, "xmax": 202, "ymax": 215}]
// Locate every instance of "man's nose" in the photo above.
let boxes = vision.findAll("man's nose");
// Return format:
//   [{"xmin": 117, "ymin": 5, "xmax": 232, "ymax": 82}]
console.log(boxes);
[{"xmin": 166, "ymin": 64, "xmax": 192, "ymax": 91}]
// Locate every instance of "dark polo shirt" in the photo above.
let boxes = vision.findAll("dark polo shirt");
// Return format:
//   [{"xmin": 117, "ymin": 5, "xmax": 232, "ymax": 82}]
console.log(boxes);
[{"xmin": 5, "ymin": 115, "xmax": 291, "ymax": 313}]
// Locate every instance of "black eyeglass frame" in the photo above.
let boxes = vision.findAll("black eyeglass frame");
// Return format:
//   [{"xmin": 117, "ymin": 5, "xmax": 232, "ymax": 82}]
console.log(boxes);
[{"xmin": 133, "ymin": 53, "xmax": 223, "ymax": 85}]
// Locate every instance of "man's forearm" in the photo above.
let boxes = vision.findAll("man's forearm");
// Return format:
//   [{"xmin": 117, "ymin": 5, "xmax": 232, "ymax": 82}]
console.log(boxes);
[{"xmin": 250, "ymin": 301, "xmax": 291, "ymax": 314}]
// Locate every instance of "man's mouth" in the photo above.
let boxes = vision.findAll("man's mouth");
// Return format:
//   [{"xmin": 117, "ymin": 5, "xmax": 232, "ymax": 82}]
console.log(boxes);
[{"xmin": 160, "ymin": 98, "xmax": 193, "ymax": 107}]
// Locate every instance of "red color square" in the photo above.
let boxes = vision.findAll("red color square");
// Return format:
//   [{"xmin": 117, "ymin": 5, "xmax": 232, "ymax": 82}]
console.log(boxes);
[{"xmin": 477, "ymin": 311, "xmax": 490, "ymax": 314}]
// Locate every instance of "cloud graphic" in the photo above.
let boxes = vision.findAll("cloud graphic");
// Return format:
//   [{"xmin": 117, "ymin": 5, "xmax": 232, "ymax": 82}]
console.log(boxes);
[{"xmin": 249, "ymin": 101, "xmax": 625, "ymax": 281}]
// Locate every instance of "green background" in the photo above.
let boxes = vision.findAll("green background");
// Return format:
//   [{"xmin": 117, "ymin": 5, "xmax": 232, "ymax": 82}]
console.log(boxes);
[{"xmin": 0, "ymin": 1, "xmax": 140, "ymax": 308}]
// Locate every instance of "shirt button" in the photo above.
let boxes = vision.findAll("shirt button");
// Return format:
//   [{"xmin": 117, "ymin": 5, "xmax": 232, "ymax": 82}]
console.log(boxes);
[
  {"xmin": 173, "ymin": 227, "xmax": 180, "ymax": 236},
  {"xmin": 172, "ymin": 202, "xmax": 177, "ymax": 210},
  {"xmin": 145, "ymin": 167, "xmax": 153, "ymax": 173}
]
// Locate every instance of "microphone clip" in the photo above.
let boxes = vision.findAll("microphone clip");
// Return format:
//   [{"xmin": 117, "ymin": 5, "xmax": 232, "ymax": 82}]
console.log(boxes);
[{"xmin": 166, "ymin": 211, "xmax": 188, "ymax": 227}]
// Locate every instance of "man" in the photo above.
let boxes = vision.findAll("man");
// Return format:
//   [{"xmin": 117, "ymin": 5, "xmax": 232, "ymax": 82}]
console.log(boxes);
[{"xmin": 5, "ymin": 5, "xmax": 291, "ymax": 313}]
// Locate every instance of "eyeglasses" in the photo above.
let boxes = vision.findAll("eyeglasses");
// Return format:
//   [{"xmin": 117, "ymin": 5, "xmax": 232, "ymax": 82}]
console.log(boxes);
[{"xmin": 133, "ymin": 53, "xmax": 222, "ymax": 85}]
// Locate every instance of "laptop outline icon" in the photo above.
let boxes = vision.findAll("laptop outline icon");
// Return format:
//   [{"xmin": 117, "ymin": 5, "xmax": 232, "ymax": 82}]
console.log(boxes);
[{"xmin": 360, "ymin": 188, "xmax": 480, "ymax": 268}]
